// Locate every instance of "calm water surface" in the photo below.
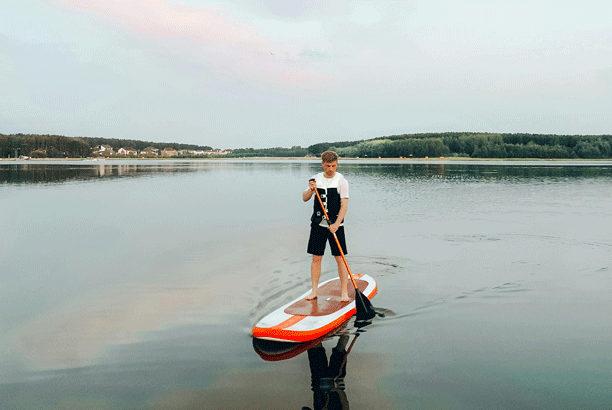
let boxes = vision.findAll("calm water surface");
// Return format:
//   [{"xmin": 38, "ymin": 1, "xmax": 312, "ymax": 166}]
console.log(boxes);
[{"xmin": 1, "ymin": 159, "xmax": 611, "ymax": 409}]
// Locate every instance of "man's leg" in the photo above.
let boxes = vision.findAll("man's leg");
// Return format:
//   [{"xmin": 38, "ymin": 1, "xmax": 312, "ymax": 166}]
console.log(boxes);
[
  {"xmin": 307, "ymin": 225, "xmax": 327, "ymax": 300},
  {"xmin": 306, "ymin": 254, "xmax": 323, "ymax": 300},
  {"xmin": 330, "ymin": 227, "xmax": 349, "ymax": 302},
  {"xmin": 334, "ymin": 256, "xmax": 349, "ymax": 302}
]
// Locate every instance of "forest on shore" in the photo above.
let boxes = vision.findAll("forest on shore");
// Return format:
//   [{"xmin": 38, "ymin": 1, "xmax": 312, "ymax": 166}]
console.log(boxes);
[
  {"xmin": 232, "ymin": 132, "xmax": 612, "ymax": 159},
  {"xmin": 2, "ymin": 132, "xmax": 612, "ymax": 159},
  {"xmin": 0, "ymin": 133, "xmax": 211, "ymax": 158}
]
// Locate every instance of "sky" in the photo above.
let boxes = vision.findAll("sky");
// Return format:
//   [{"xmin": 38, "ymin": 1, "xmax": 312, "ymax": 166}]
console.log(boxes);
[{"xmin": 1, "ymin": 0, "xmax": 611, "ymax": 149}]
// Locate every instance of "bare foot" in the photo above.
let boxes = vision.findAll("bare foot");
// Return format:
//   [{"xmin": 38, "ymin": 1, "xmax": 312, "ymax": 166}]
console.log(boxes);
[
  {"xmin": 340, "ymin": 293, "xmax": 349, "ymax": 302},
  {"xmin": 305, "ymin": 292, "xmax": 317, "ymax": 301}
]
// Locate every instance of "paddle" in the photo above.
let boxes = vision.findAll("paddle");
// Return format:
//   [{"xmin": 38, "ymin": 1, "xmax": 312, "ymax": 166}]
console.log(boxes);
[{"xmin": 309, "ymin": 179, "xmax": 376, "ymax": 321}]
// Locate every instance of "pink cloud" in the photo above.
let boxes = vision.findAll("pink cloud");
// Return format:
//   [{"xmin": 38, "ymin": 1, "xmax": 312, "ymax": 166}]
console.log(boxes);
[
  {"xmin": 61, "ymin": 0, "xmax": 331, "ymax": 85},
  {"xmin": 66, "ymin": 0, "xmax": 264, "ymax": 47}
]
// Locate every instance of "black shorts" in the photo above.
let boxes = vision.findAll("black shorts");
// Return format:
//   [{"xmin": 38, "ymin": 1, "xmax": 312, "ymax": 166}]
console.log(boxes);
[{"xmin": 307, "ymin": 224, "xmax": 347, "ymax": 256}]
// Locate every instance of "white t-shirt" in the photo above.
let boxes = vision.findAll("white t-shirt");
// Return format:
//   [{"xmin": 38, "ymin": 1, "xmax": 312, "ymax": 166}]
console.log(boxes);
[
  {"xmin": 309, "ymin": 172, "xmax": 349, "ymax": 198},
  {"xmin": 309, "ymin": 172, "xmax": 349, "ymax": 226}
]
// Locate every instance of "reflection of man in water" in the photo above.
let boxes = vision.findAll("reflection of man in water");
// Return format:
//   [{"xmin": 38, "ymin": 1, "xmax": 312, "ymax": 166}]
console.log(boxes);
[{"xmin": 302, "ymin": 335, "xmax": 350, "ymax": 410}]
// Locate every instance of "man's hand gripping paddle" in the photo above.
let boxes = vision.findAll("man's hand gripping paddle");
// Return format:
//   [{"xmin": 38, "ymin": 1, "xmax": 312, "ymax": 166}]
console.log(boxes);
[{"xmin": 309, "ymin": 179, "xmax": 376, "ymax": 321}]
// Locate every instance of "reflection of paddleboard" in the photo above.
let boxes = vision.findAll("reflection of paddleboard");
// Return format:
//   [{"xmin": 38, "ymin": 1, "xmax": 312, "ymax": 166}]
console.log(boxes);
[
  {"xmin": 253, "ymin": 320, "xmax": 350, "ymax": 362},
  {"xmin": 252, "ymin": 274, "xmax": 377, "ymax": 343},
  {"xmin": 252, "ymin": 335, "xmax": 326, "ymax": 362}
]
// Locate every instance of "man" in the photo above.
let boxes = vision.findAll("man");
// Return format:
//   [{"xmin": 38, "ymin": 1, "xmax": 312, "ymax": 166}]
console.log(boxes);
[{"xmin": 302, "ymin": 151, "xmax": 349, "ymax": 302}]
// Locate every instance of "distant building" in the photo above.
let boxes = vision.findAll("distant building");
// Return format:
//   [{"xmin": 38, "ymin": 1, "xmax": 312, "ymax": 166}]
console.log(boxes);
[
  {"xmin": 140, "ymin": 147, "xmax": 159, "ymax": 156},
  {"xmin": 93, "ymin": 145, "xmax": 114, "ymax": 156},
  {"xmin": 117, "ymin": 147, "xmax": 138, "ymax": 156},
  {"xmin": 199, "ymin": 149, "xmax": 232, "ymax": 155},
  {"xmin": 161, "ymin": 147, "xmax": 178, "ymax": 157}
]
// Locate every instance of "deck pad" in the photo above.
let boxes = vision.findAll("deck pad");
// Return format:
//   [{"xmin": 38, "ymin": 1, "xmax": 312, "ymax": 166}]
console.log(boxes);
[{"xmin": 284, "ymin": 279, "xmax": 368, "ymax": 316}]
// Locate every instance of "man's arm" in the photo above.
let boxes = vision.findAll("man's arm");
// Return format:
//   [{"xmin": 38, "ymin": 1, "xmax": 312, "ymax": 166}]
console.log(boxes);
[{"xmin": 303, "ymin": 179, "xmax": 316, "ymax": 202}]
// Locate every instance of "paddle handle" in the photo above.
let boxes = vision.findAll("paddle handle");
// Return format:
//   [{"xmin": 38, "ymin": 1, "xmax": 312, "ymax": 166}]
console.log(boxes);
[{"xmin": 309, "ymin": 179, "xmax": 359, "ymax": 290}]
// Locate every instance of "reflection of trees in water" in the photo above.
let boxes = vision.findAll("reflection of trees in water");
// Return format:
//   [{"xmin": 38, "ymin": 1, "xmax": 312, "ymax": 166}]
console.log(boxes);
[
  {"xmin": 3, "ymin": 161, "xmax": 611, "ymax": 185},
  {"xmin": 0, "ymin": 162, "xmax": 213, "ymax": 184},
  {"xmin": 343, "ymin": 162, "xmax": 612, "ymax": 181}
]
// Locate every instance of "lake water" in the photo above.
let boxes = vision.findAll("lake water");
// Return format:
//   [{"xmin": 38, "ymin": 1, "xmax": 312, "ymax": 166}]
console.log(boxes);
[{"xmin": 1, "ymin": 159, "xmax": 611, "ymax": 410}]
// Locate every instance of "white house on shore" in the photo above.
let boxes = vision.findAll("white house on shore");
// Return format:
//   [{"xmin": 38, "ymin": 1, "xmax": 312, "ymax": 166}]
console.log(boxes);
[
  {"xmin": 93, "ymin": 145, "xmax": 113, "ymax": 156},
  {"xmin": 188, "ymin": 149, "xmax": 232, "ymax": 155},
  {"xmin": 117, "ymin": 147, "xmax": 138, "ymax": 156},
  {"xmin": 90, "ymin": 145, "xmax": 228, "ymax": 157}
]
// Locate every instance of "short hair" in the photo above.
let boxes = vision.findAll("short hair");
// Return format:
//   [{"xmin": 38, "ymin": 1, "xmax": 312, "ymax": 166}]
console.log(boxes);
[{"xmin": 321, "ymin": 151, "xmax": 339, "ymax": 163}]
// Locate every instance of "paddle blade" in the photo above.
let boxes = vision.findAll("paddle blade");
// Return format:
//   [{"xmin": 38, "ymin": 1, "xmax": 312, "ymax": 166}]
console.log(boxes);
[{"xmin": 354, "ymin": 289, "xmax": 377, "ymax": 321}]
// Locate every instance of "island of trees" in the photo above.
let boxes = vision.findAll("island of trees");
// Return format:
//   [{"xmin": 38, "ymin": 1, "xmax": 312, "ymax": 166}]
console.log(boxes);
[{"xmin": 2, "ymin": 132, "xmax": 612, "ymax": 159}]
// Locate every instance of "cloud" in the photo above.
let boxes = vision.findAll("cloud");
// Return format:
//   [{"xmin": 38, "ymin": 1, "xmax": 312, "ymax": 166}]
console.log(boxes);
[
  {"xmin": 61, "ymin": 0, "xmax": 331, "ymax": 85},
  {"xmin": 66, "ymin": 0, "xmax": 263, "ymax": 47}
]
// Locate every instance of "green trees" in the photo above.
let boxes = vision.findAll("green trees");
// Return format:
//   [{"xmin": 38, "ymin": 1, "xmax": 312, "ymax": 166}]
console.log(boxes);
[
  {"xmin": 575, "ymin": 138, "xmax": 612, "ymax": 159},
  {"xmin": 0, "ymin": 133, "xmax": 90, "ymax": 158},
  {"xmin": 309, "ymin": 133, "xmax": 612, "ymax": 159},
  {"xmin": 227, "ymin": 146, "xmax": 308, "ymax": 157},
  {"xmin": 0, "ymin": 134, "xmax": 214, "ymax": 158},
  {"xmin": 350, "ymin": 137, "xmax": 449, "ymax": 158},
  {"xmin": 3, "ymin": 132, "xmax": 612, "ymax": 160}
]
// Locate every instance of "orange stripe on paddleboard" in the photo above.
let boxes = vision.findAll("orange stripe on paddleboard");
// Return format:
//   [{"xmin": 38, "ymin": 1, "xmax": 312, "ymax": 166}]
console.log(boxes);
[
  {"xmin": 255, "ymin": 310, "xmax": 355, "ymax": 342},
  {"xmin": 269, "ymin": 314, "xmax": 306, "ymax": 330},
  {"xmin": 252, "ymin": 314, "xmax": 307, "ymax": 338}
]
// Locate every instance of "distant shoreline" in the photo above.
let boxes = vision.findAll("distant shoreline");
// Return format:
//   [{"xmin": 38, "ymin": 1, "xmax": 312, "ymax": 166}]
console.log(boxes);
[
  {"xmin": 4, "ymin": 132, "xmax": 612, "ymax": 160},
  {"xmin": 3, "ymin": 156, "xmax": 612, "ymax": 162}
]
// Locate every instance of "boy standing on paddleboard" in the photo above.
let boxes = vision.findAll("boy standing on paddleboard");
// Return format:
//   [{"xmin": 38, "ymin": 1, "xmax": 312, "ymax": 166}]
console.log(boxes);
[{"xmin": 302, "ymin": 151, "xmax": 350, "ymax": 302}]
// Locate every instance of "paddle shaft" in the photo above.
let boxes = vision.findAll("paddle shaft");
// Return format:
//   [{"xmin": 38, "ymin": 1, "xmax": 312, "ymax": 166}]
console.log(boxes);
[
  {"xmin": 309, "ymin": 180, "xmax": 359, "ymax": 290},
  {"xmin": 335, "ymin": 334, "xmax": 359, "ymax": 383}
]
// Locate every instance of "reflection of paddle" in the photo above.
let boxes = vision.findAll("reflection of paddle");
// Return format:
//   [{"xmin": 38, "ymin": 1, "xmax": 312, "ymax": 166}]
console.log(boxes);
[
  {"xmin": 310, "ymin": 179, "xmax": 377, "ymax": 321},
  {"xmin": 334, "ymin": 333, "xmax": 359, "ymax": 384}
]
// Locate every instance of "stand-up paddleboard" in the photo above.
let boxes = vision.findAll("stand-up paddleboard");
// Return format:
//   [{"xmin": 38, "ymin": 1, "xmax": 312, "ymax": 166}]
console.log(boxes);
[
  {"xmin": 253, "ymin": 320, "xmax": 351, "ymax": 362},
  {"xmin": 252, "ymin": 274, "xmax": 377, "ymax": 343}
]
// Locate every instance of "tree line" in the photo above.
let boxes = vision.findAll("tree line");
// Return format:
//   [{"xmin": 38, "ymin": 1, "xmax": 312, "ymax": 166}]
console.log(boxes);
[
  {"xmin": 80, "ymin": 137, "xmax": 212, "ymax": 152},
  {"xmin": 0, "ymin": 133, "xmax": 213, "ymax": 158},
  {"xmin": 3, "ymin": 132, "xmax": 612, "ymax": 159},
  {"xmin": 226, "ymin": 146, "xmax": 308, "ymax": 158},
  {"xmin": 0, "ymin": 133, "xmax": 90, "ymax": 158},
  {"xmin": 311, "ymin": 133, "xmax": 612, "ymax": 159}
]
